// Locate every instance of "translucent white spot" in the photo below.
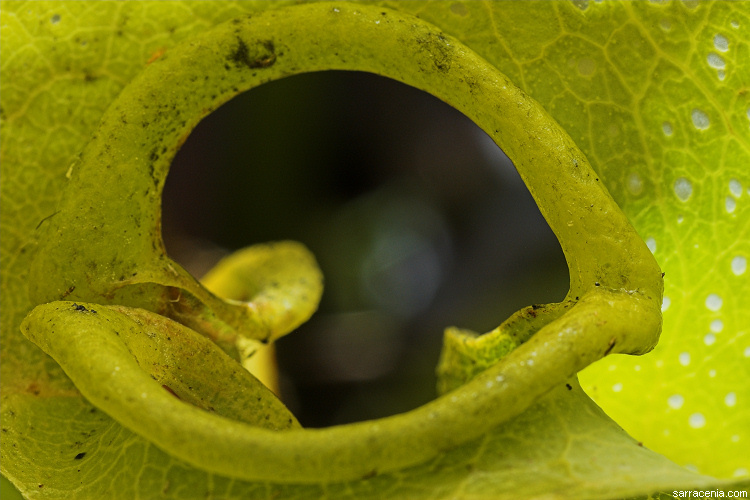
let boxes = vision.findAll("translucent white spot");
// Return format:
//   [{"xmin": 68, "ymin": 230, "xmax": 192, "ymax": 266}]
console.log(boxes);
[
  {"xmin": 726, "ymin": 196, "xmax": 737, "ymax": 213},
  {"xmin": 646, "ymin": 237, "xmax": 656, "ymax": 253},
  {"xmin": 495, "ymin": 375, "xmax": 505, "ymax": 383},
  {"xmin": 714, "ymin": 33, "xmax": 729, "ymax": 52},
  {"xmin": 677, "ymin": 215, "xmax": 684, "ymax": 224},
  {"xmin": 634, "ymin": 364, "xmax": 641, "ymax": 371},
  {"xmin": 688, "ymin": 413, "xmax": 706, "ymax": 428},
  {"xmin": 691, "ymin": 109, "xmax": 710, "ymax": 130},
  {"xmin": 141, "ymin": 392, "xmax": 147, "ymax": 399},
  {"xmin": 705, "ymin": 293, "xmax": 723, "ymax": 311},
  {"xmin": 572, "ymin": 0, "xmax": 590, "ymax": 10},
  {"xmin": 725, "ymin": 392, "xmax": 737, "ymax": 407},
  {"xmin": 731, "ymin": 20, "xmax": 740, "ymax": 29},
  {"xmin": 526, "ymin": 359, "xmax": 534, "ymax": 366},
  {"xmin": 709, "ymin": 369, "xmax": 717, "ymax": 377},
  {"xmin": 50, "ymin": 14, "xmax": 60, "ymax": 24},
  {"xmin": 734, "ymin": 468, "xmax": 749, "ymax": 478},
  {"xmin": 661, "ymin": 122, "xmax": 673, "ymax": 136},
  {"xmin": 663, "ymin": 429, "xmax": 671, "ymax": 437},
  {"xmin": 662, "ymin": 296, "xmax": 671, "ymax": 312},
  {"xmin": 685, "ymin": 464, "xmax": 699, "ymax": 472},
  {"xmin": 729, "ymin": 178, "xmax": 743, "ymax": 197},
  {"xmin": 485, "ymin": 380, "xmax": 494, "ymax": 389},
  {"xmin": 745, "ymin": 346, "xmax": 750, "ymax": 358},
  {"xmin": 450, "ymin": 3, "xmax": 469, "ymax": 16},
  {"xmin": 732, "ymin": 435, "xmax": 740, "ymax": 442},
  {"xmin": 668, "ymin": 394, "xmax": 684, "ymax": 409},
  {"xmin": 707, "ymin": 53, "xmax": 726, "ymax": 69},
  {"xmin": 673, "ymin": 177, "xmax": 692, "ymax": 201},
  {"xmin": 114, "ymin": 366, "xmax": 120, "ymax": 371},
  {"xmin": 578, "ymin": 58, "xmax": 596, "ymax": 76},
  {"xmin": 710, "ymin": 319, "xmax": 724, "ymax": 332},
  {"xmin": 732, "ymin": 255, "xmax": 747, "ymax": 275},
  {"xmin": 679, "ymin": 352, "xmax": 691, "ymax": 366},
  {"xmin": 612, "ymin": 383, "xmax": 623, "ymax": 392},
  {"xmin": 717, "ymin": 70, "xmax": 725, "ymax": 81},
  {"xmin": 627, "ymin": 172, "xmax": 643, "ymax": 195},
  {"xmin": 704, "ymin": 333, "xmax": 715, "ymax": 346}
]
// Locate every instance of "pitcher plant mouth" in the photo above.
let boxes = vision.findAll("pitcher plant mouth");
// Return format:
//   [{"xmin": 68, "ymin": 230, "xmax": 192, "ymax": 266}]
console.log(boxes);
[{"xmin": 23, "ymin": 2, "xmax": 662, "ymax": 484}]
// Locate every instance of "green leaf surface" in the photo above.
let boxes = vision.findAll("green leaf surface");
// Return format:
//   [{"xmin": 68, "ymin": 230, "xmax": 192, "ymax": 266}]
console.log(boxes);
[
  {"xmin": 2, "ymin": 374, "xmax": 736, "ymax": 500},
  {"xmin": 1, "ymin": 0, "xmax": 748, "ymax": 498}
]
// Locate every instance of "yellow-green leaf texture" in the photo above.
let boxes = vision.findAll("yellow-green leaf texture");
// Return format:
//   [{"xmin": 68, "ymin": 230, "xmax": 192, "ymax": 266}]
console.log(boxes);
[{"xmin": 1, "ymin": 1, "xmax": 748, "ymax": 498}]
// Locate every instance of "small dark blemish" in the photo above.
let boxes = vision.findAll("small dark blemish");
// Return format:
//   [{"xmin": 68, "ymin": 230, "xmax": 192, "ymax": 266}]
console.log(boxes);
[
  {"xmin": 604, "ymin": 338, "xmax": 616, "ymax": 355},
  {"xmin": 72, "ymin": 303, "xmax": 87, "ymax": 312},
  {"xmin": 361, "ymin": 469, "xmax": 377, "ymax": 480},
  {"xmin": 162, "ymin": 385, "xmax": 181, "ymax": 399},
  {"xmin": 148, "ymin": 164, "xmax": 157, "ymax": 186},
  {"xmin": 74, "ymin": 452, "xmax": 86, "ymax": 460},
  {"xmin": 566, "ymin": 383, "xmax": 572, "ymax": 390},
  {"xmin": 229, "ymin": 38, "xmax": 276, "ymax": 69},
  {"xmin": 36, "ymin": 210, "xmax": 60, "ymax": 230},
  {"xmin": 594, "ymin": 282, "xmax": 600, "ymax": 287}
]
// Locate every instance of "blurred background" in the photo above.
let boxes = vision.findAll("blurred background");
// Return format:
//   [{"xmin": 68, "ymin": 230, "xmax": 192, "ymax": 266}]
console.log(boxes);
[{"xmin": 162, "ymin": 70, "xmax": 569, "ymax": 427}]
